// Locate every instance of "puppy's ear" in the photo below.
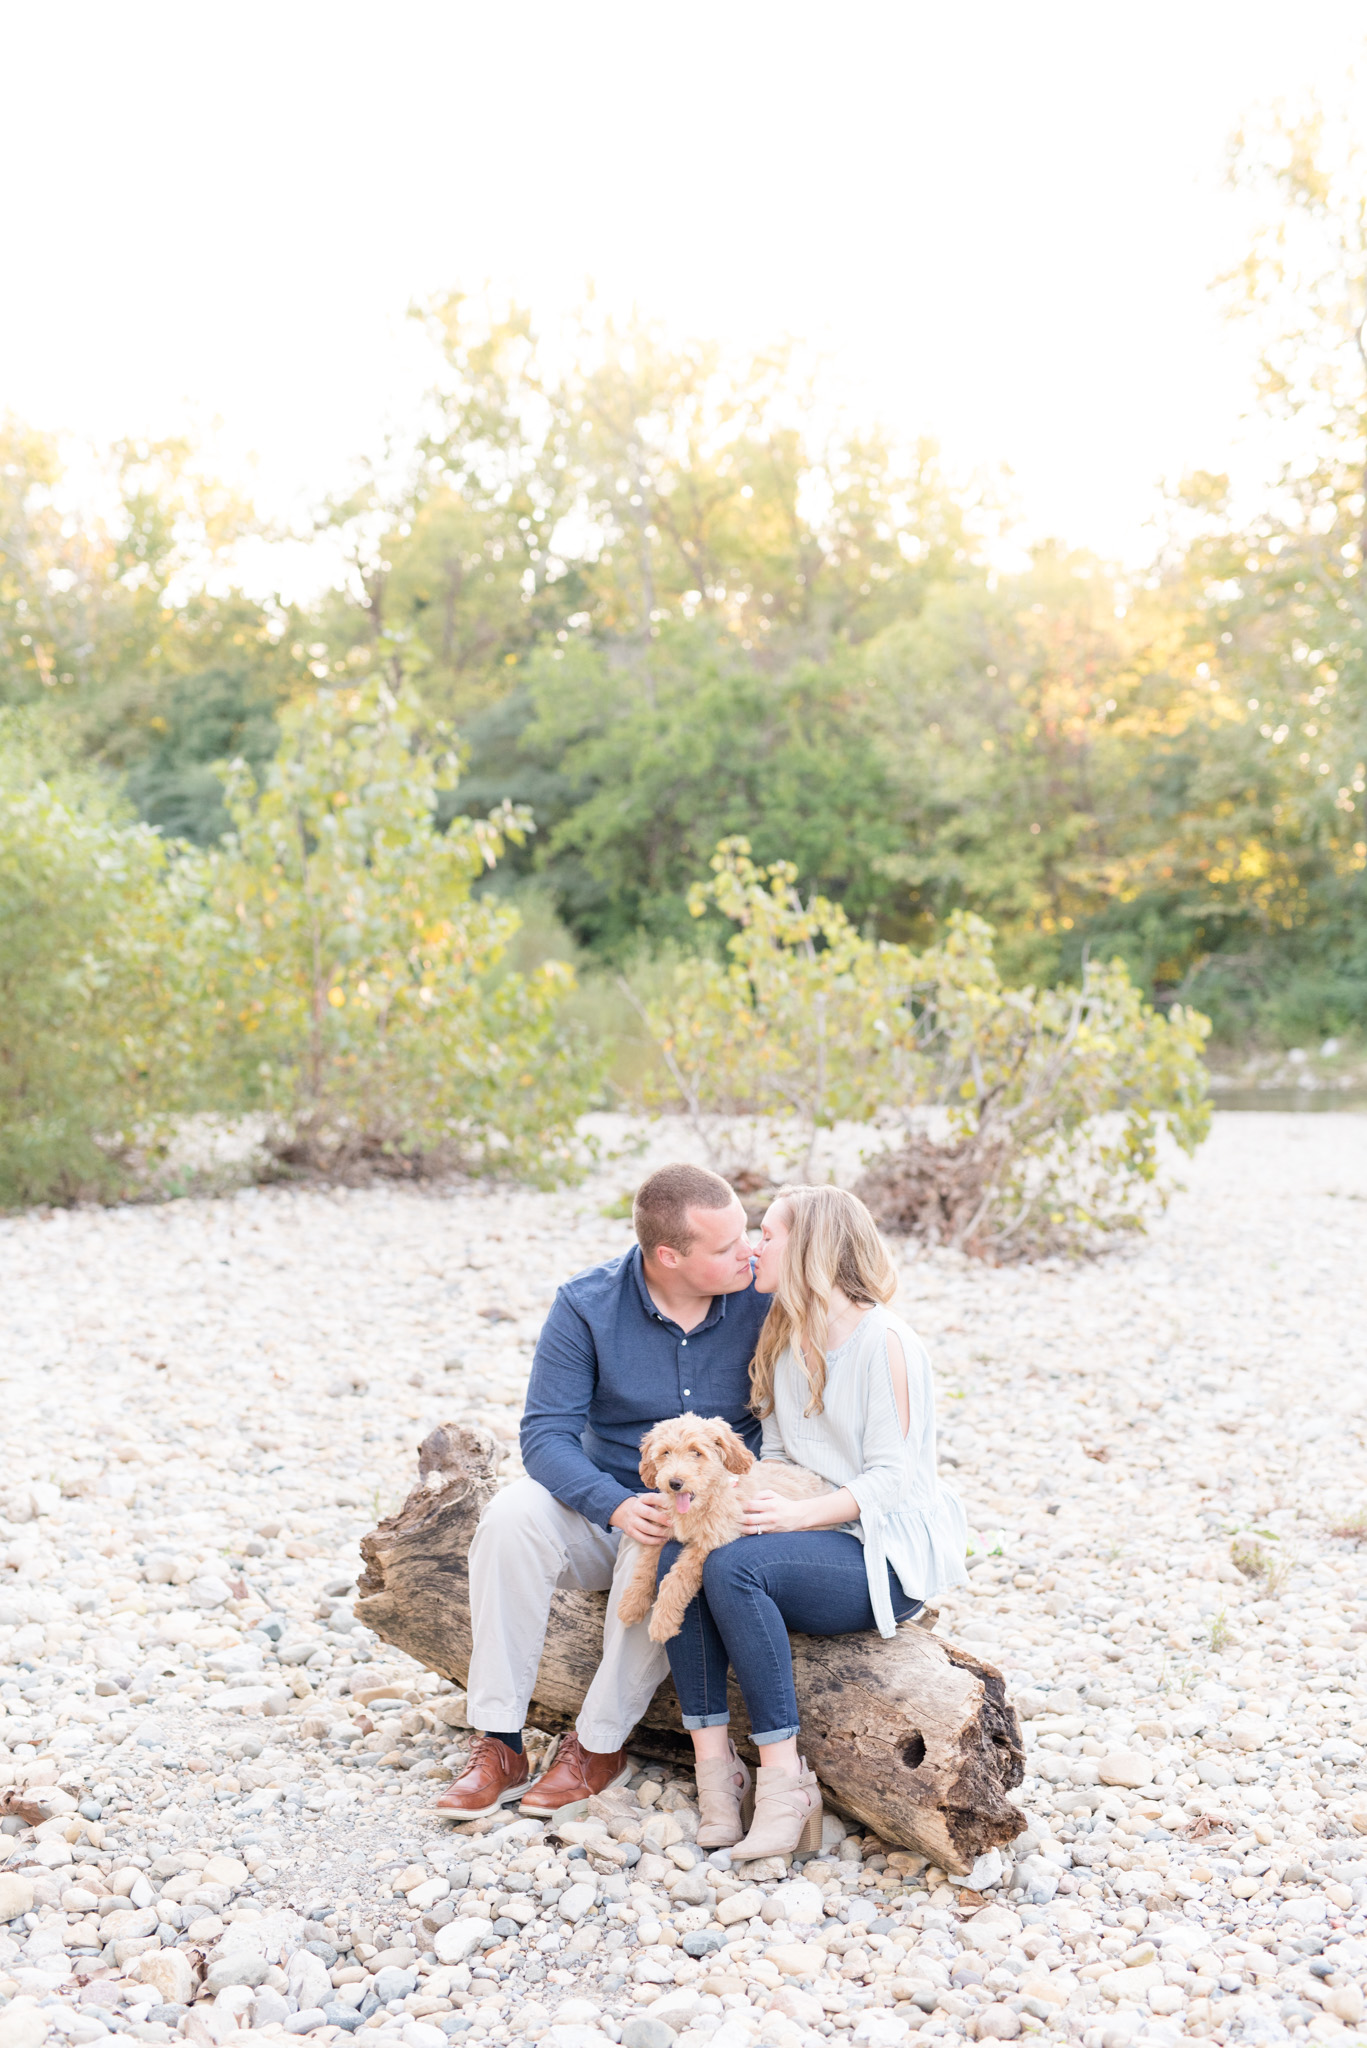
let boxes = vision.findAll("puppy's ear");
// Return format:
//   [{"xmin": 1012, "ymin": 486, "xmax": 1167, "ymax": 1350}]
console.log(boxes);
[
  {"xmin": 713, "ymin": 1422, "xmax": 755, "ymax": 1476},
  {"xmin": 638, "ymin": 1426, "xmax": 661, "ymax": 1490}
]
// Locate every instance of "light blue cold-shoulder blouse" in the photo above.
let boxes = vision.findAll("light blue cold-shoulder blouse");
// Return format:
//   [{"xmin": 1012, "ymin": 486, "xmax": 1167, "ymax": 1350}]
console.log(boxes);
[{"xmin": 758, "ymin": 1303, "xmax": 968, "ymax": 1636}]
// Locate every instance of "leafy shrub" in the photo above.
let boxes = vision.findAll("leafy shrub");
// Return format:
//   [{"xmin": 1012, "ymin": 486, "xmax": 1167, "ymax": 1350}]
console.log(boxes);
[
  {"xmin": 856, "ymin": 938, "xmax": 1211, "ymax": 1256},
  {"xmin": 195, "ymin": 684, "xmax": 597, "ymax": 1181},
  {"xmin": 0, "ymin": 715, "xmax": 200, "ymax": 1206},
  {"xmin": 631, "ymin": 838, "xmax": 1211, "ymax": 1255},
  {"xmin": 620, "ymin": 839, "xmax": 925, "ymax": 1174}
]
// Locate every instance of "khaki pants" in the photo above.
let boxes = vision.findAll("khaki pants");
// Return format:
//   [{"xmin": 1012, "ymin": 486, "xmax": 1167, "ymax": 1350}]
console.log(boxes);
[{"xmin": 465, "ymin": 1477, "xmax": 670, "ymax": 1754}]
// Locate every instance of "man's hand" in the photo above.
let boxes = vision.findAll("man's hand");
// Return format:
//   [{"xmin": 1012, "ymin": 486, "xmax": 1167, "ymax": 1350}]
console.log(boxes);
[{"xmin": 610, "ymin": 1493, "xmax": 672, "ymax": 1547}]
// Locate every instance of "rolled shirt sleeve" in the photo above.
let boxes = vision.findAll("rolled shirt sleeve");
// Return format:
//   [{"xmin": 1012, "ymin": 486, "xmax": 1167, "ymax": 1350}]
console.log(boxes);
[{"xmin": 519, "ymin": 1291, "xmax": 635, "ymax": 1530}]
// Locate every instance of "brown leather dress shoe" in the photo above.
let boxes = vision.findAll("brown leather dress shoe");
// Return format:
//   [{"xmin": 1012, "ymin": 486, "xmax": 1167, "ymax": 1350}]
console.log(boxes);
[
  {"xmin": 518, "ymin": 1731, "xmax": 631, "ymax": 1816},
  {"xmin": 433, "ymin": 1735, "xmax": 529, "ymax": 1818}
]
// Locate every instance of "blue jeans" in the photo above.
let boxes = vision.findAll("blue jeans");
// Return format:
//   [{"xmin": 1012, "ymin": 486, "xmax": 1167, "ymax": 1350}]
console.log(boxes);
[{"xmin": 657, "ymin": 1531, "xmax": 920, "ymax": 1745}]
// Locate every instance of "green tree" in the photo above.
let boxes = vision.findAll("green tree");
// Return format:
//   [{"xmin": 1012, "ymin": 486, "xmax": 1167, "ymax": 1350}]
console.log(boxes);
[
  {"xmin": 0, "ymin": 424, "xmax": 257, "ymax": 726},
  {"xmin": 1146, "ymin": 102, "xmax": 1367, "ymax": 1038},
  {"xmin": 415, "ymin": 298, "xmax": 972, "ymax": 662},
  {"xmin": 0, "ymin": 713, "xmax": 201, "ymax": 1206},
  {"xmin": 857, "ymin": 549, "xmax": 1224, "ymax": 981},
  {"xmin": 197, "ymin": 683, "xmax": 596, "ymax": 1179},
  {"xmin": 0, "ymin": 423, "xmax": 315, "ymax": 841},
  {"xmin": 511, "ymin": 627, "xmax": 904, "ymax": 956},
  {"xmin": 307, "ymin": 300, "xmax": 976, "ymax": 734}
]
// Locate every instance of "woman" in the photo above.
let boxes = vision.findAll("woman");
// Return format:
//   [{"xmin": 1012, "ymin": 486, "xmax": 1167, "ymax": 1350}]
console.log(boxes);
[{"xmin": 657, "ymin": 1184, "xmax": 967, "ymax": 1859}]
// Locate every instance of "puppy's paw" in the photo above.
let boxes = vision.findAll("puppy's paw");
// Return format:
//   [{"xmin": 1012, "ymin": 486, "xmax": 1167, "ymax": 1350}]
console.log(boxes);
[
  {"xmin": 618, "ymin": 1587, "xmax": 653, "ymax": 1629},
  {"xmin": 648, "ymin": 1611, "xmax": 681, "ymax": 1644}
]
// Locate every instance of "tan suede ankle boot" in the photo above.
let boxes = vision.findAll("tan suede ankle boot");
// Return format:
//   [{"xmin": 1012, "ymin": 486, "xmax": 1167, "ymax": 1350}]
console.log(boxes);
[
  {"xmin": 730, "ymin": 1758, "xmax": 822, "ymax": 1862},
  {"xmin": 694, "ymin": 1740, "xmax": 755, "ymax": 1848}
]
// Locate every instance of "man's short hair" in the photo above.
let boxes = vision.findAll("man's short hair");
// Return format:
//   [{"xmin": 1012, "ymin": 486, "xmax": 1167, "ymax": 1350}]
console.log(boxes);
[{"xmin": 633, "ymin": 1162, "xmax": 737, "ymax": 1258}]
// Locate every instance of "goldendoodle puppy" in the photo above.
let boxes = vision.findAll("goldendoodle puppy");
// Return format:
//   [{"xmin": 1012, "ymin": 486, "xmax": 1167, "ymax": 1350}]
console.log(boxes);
[{"xmin": 617, "ymin": 1412, "xmax": 830, "ymax": 1643}]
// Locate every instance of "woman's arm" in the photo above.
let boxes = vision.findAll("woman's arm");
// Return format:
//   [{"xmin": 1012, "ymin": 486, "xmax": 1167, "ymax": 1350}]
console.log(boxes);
[
  {"xmin": 742, "ymin": 1321, "xmax": 920, "ymax": 1534},
  {"xmin": 886, "ymin": 1329, "xmax": 911, "ymax": 1436},
  {"xmin": 844, "ymin": 1324, "xmax": 920, "ymax": 1522},
  {"xmin": 758, "ymin": 1404, "xmax": 786, "ymax": 1461}
]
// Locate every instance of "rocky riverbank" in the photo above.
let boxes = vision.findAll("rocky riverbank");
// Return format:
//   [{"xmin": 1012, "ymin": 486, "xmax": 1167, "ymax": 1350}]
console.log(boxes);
[{"xmin": 0, "ymin": 1113, "xmax": 1364, "ymax": 2048}]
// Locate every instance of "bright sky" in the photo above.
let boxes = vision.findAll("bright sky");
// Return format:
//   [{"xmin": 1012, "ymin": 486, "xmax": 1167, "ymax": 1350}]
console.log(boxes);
[{"xmin": 3, "ymin": 2, "xmax": 1364, "ymax": 588}]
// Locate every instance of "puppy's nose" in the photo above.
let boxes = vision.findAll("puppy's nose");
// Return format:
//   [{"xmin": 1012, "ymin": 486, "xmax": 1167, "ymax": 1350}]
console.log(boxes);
[{"xmin": 669, "ymin": 1479, "xmax": 684, "ymax": 1492}]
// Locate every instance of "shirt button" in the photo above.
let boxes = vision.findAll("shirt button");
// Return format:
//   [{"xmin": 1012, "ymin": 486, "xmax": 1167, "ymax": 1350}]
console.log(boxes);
[
  {"xmin": 683, "ymin": 1389, "xmax": 691, "ymax": 1397},
  {"xmin": 681, "ymin": 1339, "xmax": 687, "ymax": 1347}
]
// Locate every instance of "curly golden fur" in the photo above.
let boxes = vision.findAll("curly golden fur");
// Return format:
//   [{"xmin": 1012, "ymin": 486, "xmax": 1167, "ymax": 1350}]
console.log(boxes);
[{"xmin": 616, "ymin": 1412, "xmax": 830, "ymax": 1643}]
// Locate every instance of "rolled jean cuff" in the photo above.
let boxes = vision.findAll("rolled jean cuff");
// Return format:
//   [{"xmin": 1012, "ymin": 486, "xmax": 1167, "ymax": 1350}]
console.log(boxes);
[
  {"xmin": 750, "ymin": 1723, "xmax": 800, "ymax": 1744},
  {"xmin": 680, "ymin": 1711, "xmax": 733, "ymax": 1731}
]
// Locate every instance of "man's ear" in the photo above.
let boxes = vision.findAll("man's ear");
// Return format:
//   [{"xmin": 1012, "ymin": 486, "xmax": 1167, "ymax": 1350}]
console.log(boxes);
[
  {"xmin": 713, "ymin": 1422, "xmax": 755, "ymax": 1476},
  {"xmin": 638, "ymin": 1427, "xmax": 661, "ymax": 1489}
]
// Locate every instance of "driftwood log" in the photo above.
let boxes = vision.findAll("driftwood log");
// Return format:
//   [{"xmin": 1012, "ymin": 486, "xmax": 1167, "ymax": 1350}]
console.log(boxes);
[{"xmin": 356, "ymin": 1423, "xmax": 1025, "ymax": 1875}]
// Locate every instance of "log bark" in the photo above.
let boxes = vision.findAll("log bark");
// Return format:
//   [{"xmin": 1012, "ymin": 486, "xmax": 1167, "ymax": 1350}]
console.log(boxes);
[{"xmin": 356, "ymin": 1423, "xmax": 1025, "ymax": 1875}]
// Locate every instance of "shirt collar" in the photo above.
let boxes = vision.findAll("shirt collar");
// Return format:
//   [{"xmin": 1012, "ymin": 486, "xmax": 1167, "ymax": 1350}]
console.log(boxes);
[{"xmin": 630, "ymin": 1242, "xmax": 730, "ymax": 1332}]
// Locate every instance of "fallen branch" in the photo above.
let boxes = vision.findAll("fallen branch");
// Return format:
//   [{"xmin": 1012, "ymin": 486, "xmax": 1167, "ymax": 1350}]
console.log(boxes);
[{"xmin": 356, "ymin": 1424, "xmax": 1025, "ymax": 1874}]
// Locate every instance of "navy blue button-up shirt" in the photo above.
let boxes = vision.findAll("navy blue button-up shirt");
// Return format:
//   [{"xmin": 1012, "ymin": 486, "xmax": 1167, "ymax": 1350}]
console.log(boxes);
[{"xmin": 519, "ymin": 1246, "xmax": 770, "ymax": 1530}]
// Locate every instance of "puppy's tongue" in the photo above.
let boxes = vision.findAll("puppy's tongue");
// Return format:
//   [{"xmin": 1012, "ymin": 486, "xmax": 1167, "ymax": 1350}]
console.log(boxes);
[{"xmin": 674, "ymin": 1492, "xmax": 693, "ymax": 1514}]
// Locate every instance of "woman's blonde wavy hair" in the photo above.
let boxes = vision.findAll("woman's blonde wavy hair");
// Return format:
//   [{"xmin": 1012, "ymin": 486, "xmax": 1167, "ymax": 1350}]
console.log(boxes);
[{"xmin": 750, "ymin": 1184, "xmax": 897, "ymax": 1419}]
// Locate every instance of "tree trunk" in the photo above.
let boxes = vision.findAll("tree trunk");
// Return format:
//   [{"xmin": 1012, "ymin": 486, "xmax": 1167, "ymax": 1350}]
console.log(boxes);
[{"xmin": 356, "ymin": 1424, "xmax": 1026, "ymax": 1876}]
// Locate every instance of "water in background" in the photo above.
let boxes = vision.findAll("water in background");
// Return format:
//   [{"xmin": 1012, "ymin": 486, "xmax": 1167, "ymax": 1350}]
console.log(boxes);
[{"xmin": 1212, "ymin": 1088, "xmax": 1367, "ymax": 1112}]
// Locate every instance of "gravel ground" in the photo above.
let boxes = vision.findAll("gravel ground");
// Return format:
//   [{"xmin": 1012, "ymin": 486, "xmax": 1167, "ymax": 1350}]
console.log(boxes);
[{"xmin": 0, "ymin": 1113, "xmax": 1365, "ymax": 2048}]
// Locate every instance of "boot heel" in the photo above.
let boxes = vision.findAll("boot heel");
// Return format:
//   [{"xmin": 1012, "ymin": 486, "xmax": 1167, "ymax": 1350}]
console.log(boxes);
[
  {"xmin": 797, "ymin": 1796, "xmax": 823, "ymax": 1855},
  {"xmin": 741, "ymin": 1782, "xmax": 756, "ymax": 1832}
]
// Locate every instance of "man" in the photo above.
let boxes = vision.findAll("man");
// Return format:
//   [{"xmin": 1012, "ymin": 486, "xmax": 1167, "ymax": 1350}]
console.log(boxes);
[{"xmin": 436, "ymin": 1162, "xmax": 767, "ymax": 1818}]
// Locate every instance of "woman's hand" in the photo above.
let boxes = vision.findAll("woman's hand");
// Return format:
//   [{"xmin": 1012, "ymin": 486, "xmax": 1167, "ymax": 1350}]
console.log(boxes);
[
  {"xmin": 742, "ymin": 1489, "xmax": 817, "ymax": 1536},
  {"xmin": 742, "ymin": 1484, "xmax": 861, "ymax": 1536}
]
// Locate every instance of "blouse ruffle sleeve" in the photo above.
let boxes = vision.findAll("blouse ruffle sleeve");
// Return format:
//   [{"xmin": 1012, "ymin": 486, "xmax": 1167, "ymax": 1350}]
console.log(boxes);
[{"xmin": 844, "ymin": 1331, "xmax": 920, "ymax": 1637}]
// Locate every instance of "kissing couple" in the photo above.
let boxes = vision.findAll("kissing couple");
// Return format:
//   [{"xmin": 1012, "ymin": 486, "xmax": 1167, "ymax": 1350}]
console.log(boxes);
[{"xmin": 437, "ymin": 1162, "xmax": 967, "ymax": 1860}]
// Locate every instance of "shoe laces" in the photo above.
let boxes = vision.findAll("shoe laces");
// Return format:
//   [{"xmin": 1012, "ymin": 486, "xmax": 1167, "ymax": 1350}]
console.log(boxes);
[
  {"xmin": 554, "ymin": 1731, "xmax": 588, "ymax": 1771},
  {"xmin": 467, "ymin": 1733, "xmax": 517, "ymax": 1769}
]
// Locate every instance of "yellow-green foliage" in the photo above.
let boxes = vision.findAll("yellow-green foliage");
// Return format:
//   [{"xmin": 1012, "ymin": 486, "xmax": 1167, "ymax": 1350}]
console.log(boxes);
[
  {"xmin": 634, "ymin": 838, "xmax": 1211, "ymax": 1250},
  {"xmin": 633, "ymin": 839, "xmax": 929, "ymax": 1152},
  {"xmin": 0, "ymin": 715, "xmax": 201, "ymax": 1205},
  {"xmin": 195, "ymin": 684, "xmax": 597, "ymax": 1181},
  {"xmin": 0, "ymin": 693, "xmax": 601, "ymax": 1207},
  {"xmin": 912, "ymin": 910, "xmax": 1212, "ymax": 1251}
]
